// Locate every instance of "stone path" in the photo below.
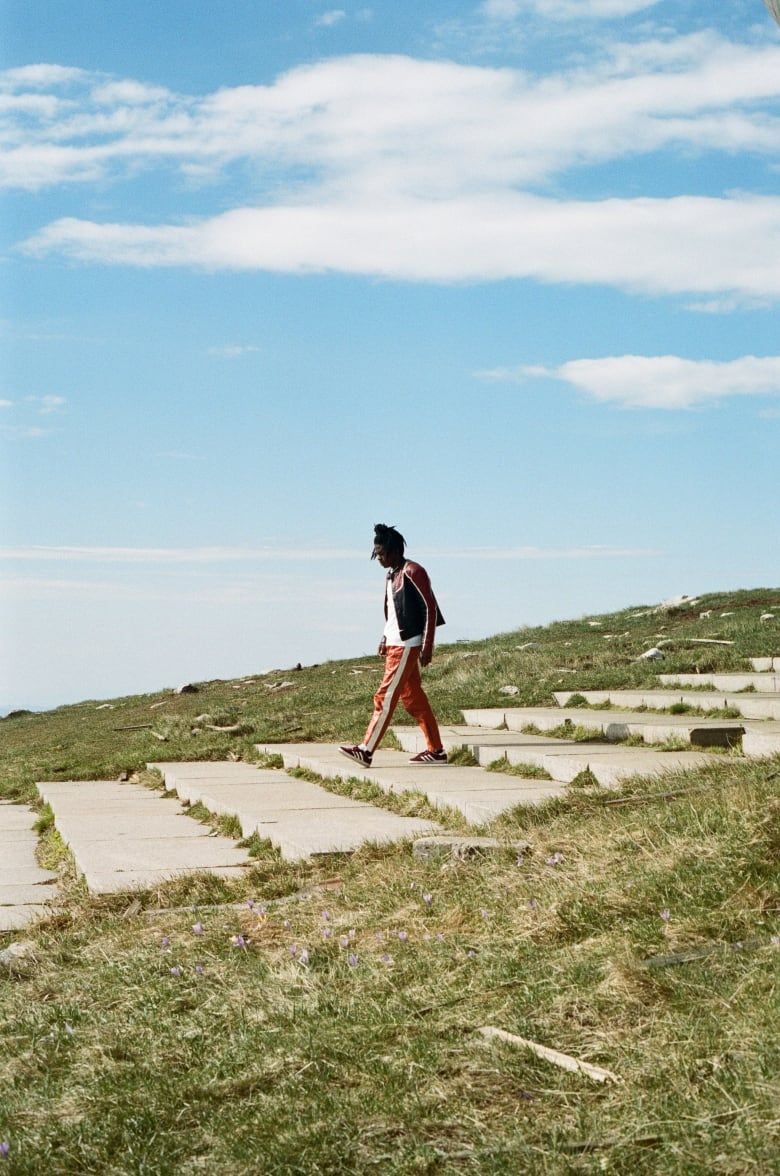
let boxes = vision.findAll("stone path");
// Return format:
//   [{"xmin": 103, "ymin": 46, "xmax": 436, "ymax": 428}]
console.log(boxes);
[
  {"xmin": 658, "ymin": 672, "xmax": 780, "ymax": 693},
  {"xmin": 0, "ymin": 803, "xmax": 58, "ymax": 931},
  {"xmin": 150, "ymin": 761, "xmax": 442, "ymax": 860},
  {"xmin": 553, "ymin": 689, "xmax": 780, "ymax": 721},
  {"xmin": 750, "ymin": 657, "xmax": 780, "ymax": 672},
  {"xmin": 256, "ymin": 743, "xmax": 567, "ymax": 822},
  {"xmin": 742, "ymin": 723, "xmax": 780, "ymax": 758},
  {"xmin": 36, "ymin": 780, "xmax": 253, "ymax": 894},
  {"xmin": 459, "ymin": 708, "xmax": 744, "ymax": 747}
]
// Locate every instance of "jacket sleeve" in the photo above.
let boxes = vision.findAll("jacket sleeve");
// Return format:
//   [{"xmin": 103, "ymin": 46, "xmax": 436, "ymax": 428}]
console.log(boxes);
[{"xmin": 405, "ymin": 562, "xmax": 438, "ymax": 656}]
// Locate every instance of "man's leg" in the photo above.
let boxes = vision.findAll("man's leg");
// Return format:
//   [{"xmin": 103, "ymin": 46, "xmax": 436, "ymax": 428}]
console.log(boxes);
[
  {"xmin": 363, "ymin": 645, "xmax": 413, "ymax": 755},
  {"xmin": 398, "ymin": 654, "xmax": 443, "ymax": 752}
]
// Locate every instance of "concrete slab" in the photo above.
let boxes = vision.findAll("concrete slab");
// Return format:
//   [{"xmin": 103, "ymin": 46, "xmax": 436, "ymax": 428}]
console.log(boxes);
[
  {"xmin": 0, "ymin": 866, "xmax": 58, "ymax": 886},
  {"xmin": 393, "ymin": 724, "xmax": 572, "ymax": 755},
  {"xmin": 168, "ymin": 774, "xmax": 362, "ymax": 812},
  {"xmin": 1, "ymin": 841, "xmax": 50, "ymax": 868},
  {"xmin": 61, "ymin": 836, "xmax": 250, "ymax": 875},
  {"xmin": 150, "ymin": 761, "xmax": 273, "ymax": 781},
  {"xmin": 0, "ymin": 827, "xmax": 40, "ymax": 844},
  {"xmin": 0, "ymin": 805, "xmax": 43, "ymax": 831},
  {"xmin": 248, "ymin": 809, "xmax": 440, "ymax": 861},
  {"xmin": 749, "ymin": 657, "xmax": 780, "ymax": 672},
  {"xmin": 504, "ymin": 745, "xmax": 716, "ymax": 786},
  {"xmin": 422, "ymin": 784, "xmax": 566, "ymax": 822},
  {"xmin": 553, "ymin": 690, "xmax": 780, "ymax": 721},
  {"xmin": 0, "ymin": 906, "xmax": 53, "ymax": 932},
  {"xmin": 36, "ymin": 779, "xmax": 254, "ymax": 894},
  {"xmin": 461, "ymin": 707, "xmax": 744, "ymax": 748},
  {"xmin": 81, "ymin": 866, "xmax": 251, "ymax": 895},
  {"xmin": 52, "ymin": 813, "xmax": 215, "ymax": 846},
  {"xmin": 0, "ymin": 884, "xmax": 59, "ymax": 906},
  {"xmin": 742, "ymin": 724, "xmax": 780, "ymax": 758},
  {"xmin": 658, "ymin": 672, "xmax": 780, "ymax": 693},
  {"xmin": 257, "ymin": 743, "xmax": 565, "ymax": 820}
]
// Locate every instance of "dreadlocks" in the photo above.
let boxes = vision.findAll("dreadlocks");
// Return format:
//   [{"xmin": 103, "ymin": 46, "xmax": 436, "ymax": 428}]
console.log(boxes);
[{"xmin": 372, "ymin": 522, "xmax": 406, "ymax": 563}]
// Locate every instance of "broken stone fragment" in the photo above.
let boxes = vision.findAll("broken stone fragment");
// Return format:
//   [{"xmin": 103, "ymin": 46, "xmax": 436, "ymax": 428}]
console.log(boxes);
[
  {"xmin": 413, "ymin": 835, "xmax": 530, "ymax": 862},
  {"xmin": 0, "ymin": 939, "xmax": 38, "ymax": 976}
]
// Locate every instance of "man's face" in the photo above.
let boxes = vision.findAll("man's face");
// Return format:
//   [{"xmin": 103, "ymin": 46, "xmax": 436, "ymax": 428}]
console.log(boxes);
[{"xmin": 373, "ymin": 544, "xmax": 393, "ymax": 568}]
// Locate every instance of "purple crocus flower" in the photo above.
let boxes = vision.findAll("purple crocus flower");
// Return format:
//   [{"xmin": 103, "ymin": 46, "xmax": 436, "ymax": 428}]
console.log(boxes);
[
  {"xmin": 397, "ymin": 930, "xmax": 408, "ymax": 942},
  {"xmin": 436, "ymin": 933, "xmax": 444, "ymax": 942},
  {"xmin": 192, "ymin": 921, "xmax": 205, "ymax": 936},
  {"xmin": 0, "ymin": 1142, "xmax": 9, "ymax": 1160},
  {"xmin": 422, "ymin": 892, "xmax": 433, "ymax": 906},
  {"xmin": 322, "ymin": 910, "xmax": 331, "ymax": 922},
  {"xmin": 527, "ymin": 898, "xmax": 539, "ymax": 910},
  {"xmin": 170, "ymin": 966, "xmax": 182, "ymax": 977},
  {"xmin": 545, "ymin": 852, "xmax": 564, "ymax": 867},
  {"xmin": 380, "ymin": 953, "xmax": 393, "ymax": 965},
  {"xmin": 246, "ymin": 899, "xmax": 256, "ymax": 910},
  {"xmin": 660, "ymin": 908, "xmax": 671, "ymax": 922},
  {"xmin": 322, "ymin": 928, "xmax": 332, "ymax": 940},
  {"xmin": 480, "ymin": 908, "xmax": 490, "ymax": 920},
  {"xmin": 289, "ymin": 944, "xmax": 298, "ymax": 958},
  {"xmin": 161, "ymin": 936, "xmax": 171, "ymax": 949},
  {"xmin": 282, "ymin": 919, "xmax": 291, "ymax": 930},
  {"xmin": 338, "ymin": 935, "xmax": 350, "ymax": 949},
  {"xmin": 195, "ymin": 964, "xmax": 205, "ymax": 975},
  {"xmin": 347, "ymin": 953, "xmax": 359, "ymax": 968},
  {"xmin": 299, "ymin": 948, "xmax": 310, "ymax": 965},
  {"xmin": 231, "ymin": 934, "xmax": 247, "ymax": 949}
]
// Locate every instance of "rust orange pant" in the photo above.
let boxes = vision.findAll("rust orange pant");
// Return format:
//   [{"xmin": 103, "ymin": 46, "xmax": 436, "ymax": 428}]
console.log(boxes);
[{"xmin": 363, "ymin": 645, "xmax": 442, "ymax": 755}]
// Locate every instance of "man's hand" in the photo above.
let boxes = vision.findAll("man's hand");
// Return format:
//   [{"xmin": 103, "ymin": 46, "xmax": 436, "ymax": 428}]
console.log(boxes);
[
  {"xmin": 377, "ymin": 638, "xmax": 387, "ymax": 657},
  {"xmin": 420, "ymin": 649, "xmax": 432, "ymax": 667}
]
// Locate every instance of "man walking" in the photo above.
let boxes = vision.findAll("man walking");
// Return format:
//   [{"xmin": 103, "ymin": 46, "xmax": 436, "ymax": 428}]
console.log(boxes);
[{"xmin": 339, "ymin": 523, "xmax": 447, "ymax": 767}]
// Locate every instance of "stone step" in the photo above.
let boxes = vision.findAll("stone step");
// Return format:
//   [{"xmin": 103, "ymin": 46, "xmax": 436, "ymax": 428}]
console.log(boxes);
[
  {"xmin": 256, "ymin": 744, "xmax": 566, "ymax": 823},
  {"xmin": 0, "ymin": 802, "xmax": 59, "ymax": 931},
  {"xmin": 461, "ymin": 708, "xmax": 744, "ymax": 748},
  {"xmin": 36, "ymin": 780, "xmax": 253, "ymax": 894},
  {"xmin": 392, "ymin": 724, "xmax": 573, "ymax": 755},
  {"xmin": 741, "ymin": 724, "xmax": 780, "ymax": 759},
  {"xmin": 658, "ymin": 672, "xmax": 780, "ymax": 693},
  {"xmin": 553, "ymin": 689, "xmax": 780, "ymax": 721},
  {"xmin": 501, "ymin": 744, "xmax": 719, "ymax": 787},
  {"xmin": 151, "ymin": 761, "xmax": 441, "ymax": 861},
  {"xmin": 749, "ymin": 657, "xmax": 780, "ymax": 672}
]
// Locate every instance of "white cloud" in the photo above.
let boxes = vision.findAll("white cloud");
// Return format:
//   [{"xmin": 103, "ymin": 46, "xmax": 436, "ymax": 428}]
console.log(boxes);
[
  {"xmin": 21, "ymin": 192, "xmax": 780, "ymax": 300},
  {"xmin": 24, "ymin": 394, "xmax": 67, "ymax": 415},
  {"xmin": 481, "ymin": 0, "xmax": 660, "ymax": 19},
  {"xmin": 6, "ymin": 42, "xmax": 780, "ymax": 299},
  {"xmin": 4, "ymin": 43, "xmax": 780, "ymax": 194},
  {"xmin": 206, "ymin": 344, "xmax": 261, "ymax": 357},
  {"xmin": 0, "ymin": 399, "xmax": 12, "ymax": 408},
  {"xmin": 0, "ymin": 64, "xmax": 88, "ymax": 88},
  {"xmin": 482, "ymin": 354, "xmax": 780, "ymax": 409},
  {"xmin": 0, "ymin": 543, "xmax": 660, "ymax": 563},
  {"xmin": 0, "ymin": 425, "xmax": 49, "ymax": 439},
  {"xmin": 315, "ymin": 10, "xmax": 347, "ymax": 28}
]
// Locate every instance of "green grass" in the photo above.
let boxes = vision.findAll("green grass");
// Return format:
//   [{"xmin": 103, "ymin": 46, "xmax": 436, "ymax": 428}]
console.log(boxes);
[{"xmin": 1, "ymin": 587, "xmax": 779, "ymax": 1173}]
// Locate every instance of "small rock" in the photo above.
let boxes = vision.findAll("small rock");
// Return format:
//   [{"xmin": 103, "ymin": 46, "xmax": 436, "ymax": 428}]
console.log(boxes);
[
  {"xmin": 720, "ymin": 611, "xmax": 734, "ymax": 617},
  {"xmin": 760, "ymin": 613, "xmax": 775, "ymax": 622},
  {"xmin": 95, "ymin": 703, "xmax": 115, "ymax": 710},
  {"xmin": 175, "ymin": 684, "xmax": 199, "ymax": 695},
  {"xmin": 515, "ymin": 642, "xmax": 540, "ymax": 651},
  {"xmin": 587, "ymin": 621, "xmax": 602, "ymax": 627},
  {"xmin": 0, "ymin": 939, "xmax": 38, "ymax": 976},
  {"xmin": 499, "ymin": 685, "xmax": 519, "ymax": 696},
  {"xmin": 637, "ymin": 647, "xmax": 664, "ymax": 661},
  {"xmin": 413, "ymin": 836, "xmax": 531, "ymax": 863},
  {"xmin": 150, "ymin": 700, "xmax": 168, "ymax": 710},
  {"xmin": 699, "ymin": 610, "xmax": 712, "ymax": 619}
]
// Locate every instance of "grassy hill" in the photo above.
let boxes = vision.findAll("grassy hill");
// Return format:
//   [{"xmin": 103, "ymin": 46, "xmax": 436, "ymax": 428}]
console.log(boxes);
[{"xmin": 1, "ymin": 588, "xmax": 778, "ymax": 1173}]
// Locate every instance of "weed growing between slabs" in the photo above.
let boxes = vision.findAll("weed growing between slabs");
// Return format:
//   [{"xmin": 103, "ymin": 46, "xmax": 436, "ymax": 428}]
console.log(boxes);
[{"xmin": 0, "ymin": 588, "xmax": 779, "ymax": 1172}]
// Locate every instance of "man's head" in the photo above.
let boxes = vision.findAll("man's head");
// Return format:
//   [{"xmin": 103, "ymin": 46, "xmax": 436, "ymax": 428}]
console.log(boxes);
[{"xmin": 372, "ymin": 522, "xmax": 405, "ymax": 569}]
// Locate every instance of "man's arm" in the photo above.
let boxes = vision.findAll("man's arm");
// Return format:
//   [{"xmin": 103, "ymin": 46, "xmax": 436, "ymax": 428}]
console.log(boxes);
[{"xmin": 405, "ymin": 562, "xmax": 438, "ymax": 666}]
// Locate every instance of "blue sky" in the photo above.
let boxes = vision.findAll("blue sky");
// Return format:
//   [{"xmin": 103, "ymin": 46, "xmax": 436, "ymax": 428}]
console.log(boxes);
[{"xmin": 1, "ymin": 0, "xmax": 779, "ymax": 712}]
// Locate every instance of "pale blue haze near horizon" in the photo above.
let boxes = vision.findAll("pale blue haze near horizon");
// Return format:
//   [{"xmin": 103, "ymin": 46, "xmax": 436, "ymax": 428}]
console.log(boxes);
[{"xmin": 1, "ymin": 0, "xmax": 779, "ymax": 713}]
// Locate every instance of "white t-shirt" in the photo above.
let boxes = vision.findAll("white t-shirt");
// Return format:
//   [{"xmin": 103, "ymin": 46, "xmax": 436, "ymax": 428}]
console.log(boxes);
[{"xmin": 384, "ymin": 577, "xmax": 422, "ymax": 648}]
